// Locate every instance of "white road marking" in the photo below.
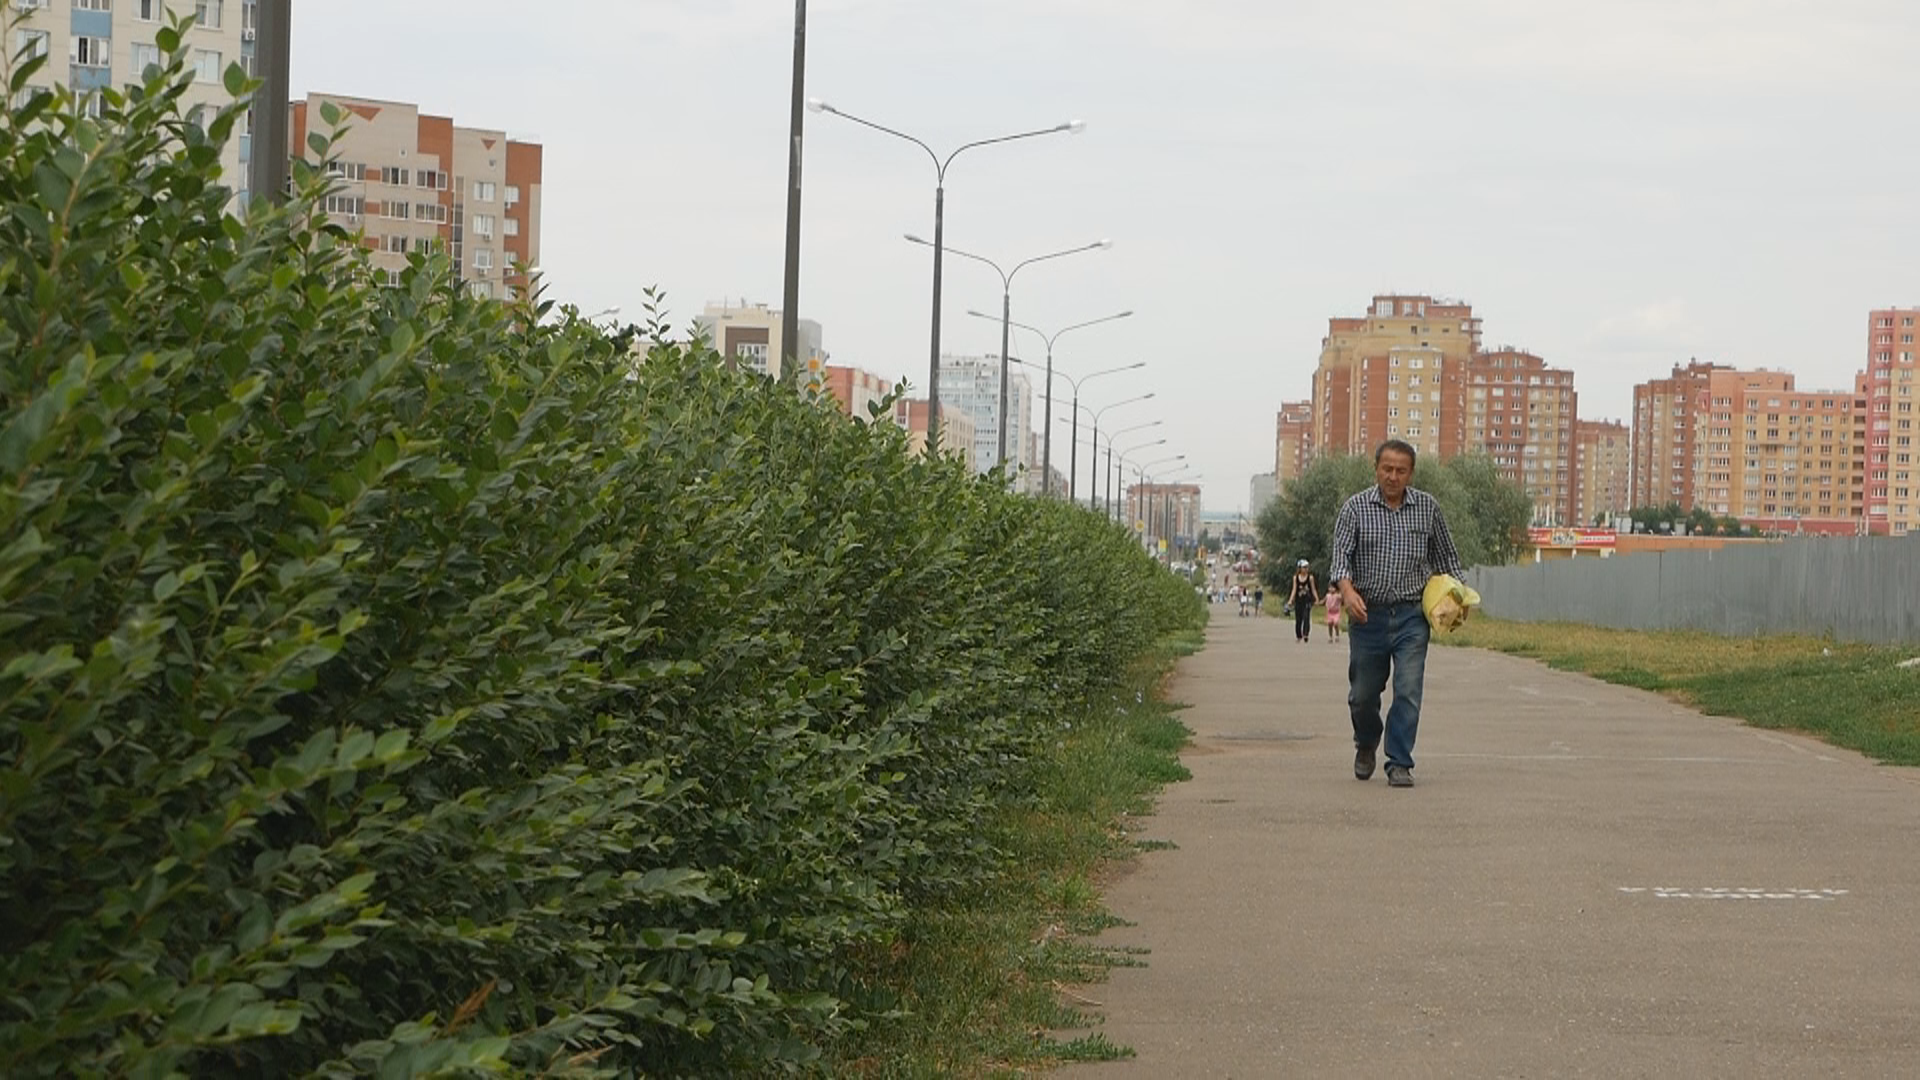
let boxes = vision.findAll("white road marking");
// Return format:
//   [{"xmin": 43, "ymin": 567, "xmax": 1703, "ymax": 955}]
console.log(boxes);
[{"xmin": 1617, "ymin": 886, "xmax": 1849, "ymax": 901}]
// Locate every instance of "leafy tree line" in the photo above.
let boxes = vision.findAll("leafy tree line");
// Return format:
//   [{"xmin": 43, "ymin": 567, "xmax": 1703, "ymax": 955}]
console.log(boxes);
[
  {"xmin": 1624, "ymin": 502, "xmax": 1751, "ymax": 537},
  {"xmin": 1254, "ymin": 450, "xmax": 1534, "ymax": 593},
  {"xmin": 0, "ymin": 40, "xmax": 1202, "ymax": 1077}
]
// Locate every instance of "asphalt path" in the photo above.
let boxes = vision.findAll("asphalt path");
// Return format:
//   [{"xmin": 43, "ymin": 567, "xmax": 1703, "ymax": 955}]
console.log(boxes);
[{"xmin": 1061, "ymin": 605, "xmax": 1920, "ymax": 1078}]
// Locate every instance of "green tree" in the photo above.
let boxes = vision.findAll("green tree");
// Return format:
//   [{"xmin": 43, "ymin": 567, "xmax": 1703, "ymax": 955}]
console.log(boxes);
[
  {"xmin": 1433, "ymin": 453, "xmax": 1532, "ymax": 566},
  {"xmin": 1254, "ymin": 454, "xmax": 1375, "ymax": 591}
]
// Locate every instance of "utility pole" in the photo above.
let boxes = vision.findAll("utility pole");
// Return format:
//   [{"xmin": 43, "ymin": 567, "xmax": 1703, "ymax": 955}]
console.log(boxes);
[
  {"xmin": 248, "ymin": 0, "xmax": 292, "ymax": 208},
  {"xmin": 780, "ymin": 1, "xmax": 807, "ymax": 381}
]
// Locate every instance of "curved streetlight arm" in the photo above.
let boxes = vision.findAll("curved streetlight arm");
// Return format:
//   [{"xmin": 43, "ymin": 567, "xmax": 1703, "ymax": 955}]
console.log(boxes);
[
  {"xmin": 1008, "ymin": 240, "xmax": 1112, "ymax": 288},
  {"xmin": 1093, "ymin": 391, "xmax": 1155, "ymax": 423},
  {"xmin": 808, "ymin": 101, "xmax": 940, "ymax": 171},
  {"xmin": 942, "ymin": 120, "xmax": 1085, "ymax": 178}
]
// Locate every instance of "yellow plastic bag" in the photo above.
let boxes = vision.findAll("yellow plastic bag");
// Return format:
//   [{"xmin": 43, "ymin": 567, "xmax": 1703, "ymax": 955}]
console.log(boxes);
[{"xmin": 1422, "ymin": 574, "xmax": 1481, "ymax": 633}]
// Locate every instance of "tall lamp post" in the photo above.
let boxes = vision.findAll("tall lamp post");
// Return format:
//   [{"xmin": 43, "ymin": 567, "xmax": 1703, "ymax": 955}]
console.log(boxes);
[
  {"xmin": 1016, "ymin": 356, "xmax": 1143, "ymax": 501},
  {"xmin": 969, "ymin": 308, "xmax": 1131, "ymax": 496},
  {"xmin": 1138, "ymin": 454, "xmax": 1186, "ymax": 554},
  {"xmin": 1084, "ymin": 392, "xmax": 1154, "ymax": 513},
  {"xmin": 907, "ymin": 237, "xmax": 1112, "ymax": 481},
  {"xmin": 780, "ymin": 2, "xmax": 807, "ymax": 377},
  {"xmin": 1069, "ymin": 418, "xmax": 1160, "ymax": 516},
  {"xmin": 1113, "ymin": 438, "xmax": 1170, "ymax": 527},
  {"xmin": 808, "ymin": 99, "xmax": 1083, "ymax": 451}
]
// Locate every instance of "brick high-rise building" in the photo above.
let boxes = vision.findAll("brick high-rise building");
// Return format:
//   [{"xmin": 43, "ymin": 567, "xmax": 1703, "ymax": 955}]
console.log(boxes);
[
  {"xmin": 1864, "ymin": 307, "xmax": 1919, "ymax": 536},
  {"xmin": 1575, "ymin": 420, "xmax": 1631, "ymax": 525},
  {"xmin": 1274, "ymin": 400, "xmax": 1314, "ymax": 492},
  {"xmin": 1467, "ymin": 349, "xmax": 1578, "ymax": 525},
  {"xmin": 292, "ymin": 93, "xmax": 543, "ymax": 303},
  {"xmin": 1631, "ymin": 360, "xmax": 1723, "ymax": 510},
  {"xmin": 1313, "ymin": 295, "xmax": 1483, "ymax": 463},
  {"xmin": 1699, "ymin": 373, "xmax": 1860, "ymax": 523}
]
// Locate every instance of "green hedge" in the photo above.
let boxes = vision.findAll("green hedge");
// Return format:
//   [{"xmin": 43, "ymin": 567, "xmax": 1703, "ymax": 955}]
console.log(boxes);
[{"xmin": 0, "ymin": 42, "xmax": 1201, "ymax": 1077}]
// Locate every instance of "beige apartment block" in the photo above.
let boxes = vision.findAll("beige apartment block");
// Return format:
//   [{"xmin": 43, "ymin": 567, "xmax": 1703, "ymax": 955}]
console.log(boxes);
[
  {"xmin": 291, "ymin": 93, "xmax": 542, "ymax": 302},
  {"xmin": 1273, "ymin": 400, "xmax": 1312, "ymax": 493},
  {"xmin": 1864, "ymin": 307, "xmax": 1919, "ymax": 536},
  {"xmin": 1313, "ymin": 294, "xmax": 1483, "ymax": 464},
  {"xmin": 1467, "ymin": 349, "xmax": 1579, "ymax": 525},
  {"xmin": 1575, "ymin": 419, "xmax": 1631, "ymax": 525},
  {"xmin": 1703, "ymin": 374, "xmax": 1860, "ymax": 523},
  {"xmin": 692, "ymin": 300, "xmax": 824, "ymax": 383},
  {"xmin": 7, "ymin": 0, "xmax": 254, "ymax": 199}
]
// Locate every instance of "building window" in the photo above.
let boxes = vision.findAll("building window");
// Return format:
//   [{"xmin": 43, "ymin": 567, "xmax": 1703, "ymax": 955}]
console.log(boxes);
[
  {"xmin": 191, "ymin": 49, "xmax": 221, "ymax": 82},
  {"xmin": 414, "ymin": 203, "xmax": 448, "ymax": 224},
  {"xmin": 322, "ymin": 194, "xmax": 364, "ymax": 217},
  {"xmin": 379, "ymin": 166, "xmax": 411, "ymax": 186},
  {"xmin": 473, "ymin": 247, "xmax": 493, "ymax": 270},
  {"xmin": 382, "ymin": 201, "xmax": 410, "ymax": 220},
  {"xmin": 15, "ymin": 30, "xmax": 50, "ymax": 60},
  {"xmin": 472, "ymin": 180, "xmax": 497, "ymax": 201},
  {"xmin": 503, "ymin": 216, "xmax": 519, "ymax": 237},
  {"xmin": 504, "ymin": 184, "xmax": 520, "ymax": 206},
  {"xmin": 131, "ymin": 41, "xmax": 162, "ymax": 74},
  {"xmin": 416, "ymin": 169, "xmax": 446, "ymax": 190},
  {"xmin": 73, "ymin": 36, "xmax": 112, "ymax": 68},
  {"xmin": 196, "ymin": 0, "xmax": 222, "ymax": 28},
  {"xmin": 76, "ymin": 0, "xmax": 112, "ymax": 10},
  {"xmin": 472, "ymin": 213, "xmax": 495, "ymax": 239}
]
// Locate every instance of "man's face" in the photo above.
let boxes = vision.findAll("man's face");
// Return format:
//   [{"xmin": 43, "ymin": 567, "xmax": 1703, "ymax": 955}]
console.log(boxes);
[{"xmin": 1375, "ymin": 449, "xmax": 1414, "ymax": 501}]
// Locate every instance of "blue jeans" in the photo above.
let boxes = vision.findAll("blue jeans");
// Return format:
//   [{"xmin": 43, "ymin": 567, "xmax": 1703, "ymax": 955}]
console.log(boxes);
[{"xmin": 1348, "ymin": 601, "xmax": 1431, "ymax": 770}]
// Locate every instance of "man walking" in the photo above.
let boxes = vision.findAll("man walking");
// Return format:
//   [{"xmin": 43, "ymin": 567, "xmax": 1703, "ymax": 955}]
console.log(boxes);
[{"xmin": 1329, "ymin": 440, "xmax": 1464, "ymax": 789}]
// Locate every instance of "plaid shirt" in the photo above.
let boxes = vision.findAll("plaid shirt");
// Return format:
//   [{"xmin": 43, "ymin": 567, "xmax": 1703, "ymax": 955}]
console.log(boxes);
[{"xmin": 1328, "ymin": 485, "xmax": 1465, "ymax": 606}]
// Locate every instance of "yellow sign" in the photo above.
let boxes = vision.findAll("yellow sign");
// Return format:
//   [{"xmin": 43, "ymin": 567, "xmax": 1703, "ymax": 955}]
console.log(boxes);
[{"xmin": 1157, "ymin": 538, "xmax": 1168, "ymax": 553}]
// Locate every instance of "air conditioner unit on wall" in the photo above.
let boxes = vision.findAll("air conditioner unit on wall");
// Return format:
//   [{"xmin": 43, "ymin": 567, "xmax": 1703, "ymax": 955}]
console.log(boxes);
[{"xmin": 243, "ymin": 28, "xmax": 256, "ymax": 41}]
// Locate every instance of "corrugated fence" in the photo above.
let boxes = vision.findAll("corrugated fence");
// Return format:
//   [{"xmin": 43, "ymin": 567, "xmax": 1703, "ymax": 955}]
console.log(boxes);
[{"xmin": 1463, "ymin": 538, "xmax": 1920, "ymax": 645}]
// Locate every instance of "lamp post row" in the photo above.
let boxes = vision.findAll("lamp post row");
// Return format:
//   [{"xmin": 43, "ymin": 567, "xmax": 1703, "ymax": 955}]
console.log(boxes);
[{"xmin": 784, "ymin": 14, "xmax": 1184, "ymax": 511}]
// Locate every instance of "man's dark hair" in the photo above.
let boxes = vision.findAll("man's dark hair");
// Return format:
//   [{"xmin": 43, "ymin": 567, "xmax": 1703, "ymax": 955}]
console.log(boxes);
[{"xmin": 1375, "ymin": 439, "xmax": 1417, "ymax": 469}]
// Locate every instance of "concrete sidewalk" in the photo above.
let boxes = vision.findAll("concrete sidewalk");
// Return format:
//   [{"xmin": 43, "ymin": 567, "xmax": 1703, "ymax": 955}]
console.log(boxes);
[{"xmin": 1062, "ymin": 607, "xmax": 1920, "ymax": 1078}]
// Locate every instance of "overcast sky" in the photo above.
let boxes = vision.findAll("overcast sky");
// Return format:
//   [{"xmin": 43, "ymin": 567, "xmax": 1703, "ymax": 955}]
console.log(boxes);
[{"xmin": 291, "ymin": 1, "xmax": 1920, "ymax": 513}]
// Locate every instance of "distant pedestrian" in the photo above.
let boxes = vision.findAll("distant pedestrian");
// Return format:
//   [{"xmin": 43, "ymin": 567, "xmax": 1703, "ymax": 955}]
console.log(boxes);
[
  {"xmin": 1287, "ymin": 560, "xmax": 1319, "ymax": 644},
  {"xmin": 1237, "ymin": 587, "xmax": 1251, "ymax": 618},
  {"xmin": 1252, "ymin": 586, "xmax": 1264, "ymax": 616},
  {"xmin": 1324, "ymin": 588, "xmax": 1344, "ymax": 643},
  {"xmin": 1330, "ymin": 439, "xmax": 1465, "ymax": 789}
]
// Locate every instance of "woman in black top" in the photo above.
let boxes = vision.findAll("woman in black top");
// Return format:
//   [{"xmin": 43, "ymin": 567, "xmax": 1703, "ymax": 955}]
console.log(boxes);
[{"xmin": 1288, "ymin": 560, "xmax": 1320, "ymax": 644}]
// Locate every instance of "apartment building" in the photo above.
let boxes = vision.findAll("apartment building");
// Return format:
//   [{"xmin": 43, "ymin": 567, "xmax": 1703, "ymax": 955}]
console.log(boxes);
[
  {"xmin": 823, "ymin": 365, "xmax": 896, "ymax": 422},
  {"xmin": 1273, "ymin": 400, "xmax": 1313, "ymax": 492},
  {"xmin": 1630, "ymin": 360, "xmax": 1721, "ymax": 509},
  {"xmin": 893, "ymin": 400, "xmax": 977, "ymax": 470},
  {"xmin": 1709, "ymin": 375, "xmax": 1859, "ymax": 522},
  {"xmin": 291, "ymin": 93, "xmax": 541, "ymax": 302},
  {"xmin": 1574, "ymin": 420, "xmax": 1631, "ymax": 524},
  {"xmin": 1468, "ymin": 349, "xmax": 1579, "ymax": 525},
  {"xmin": 692, "ymin": 300, "xmax": 822, "ymax": 382},
  {"xmin": 1128, "ymin": 483, "xmax": 1203, "ymax": 551},
  {"xmin": 1249, "ymin": 472, "xmax": 1277, "ymax": 518},
  {"xmin": 1313, "ymin": 294, "xmax": 1483, "ymax": 463},
  {"xmin": 937, "ymin": 355, "xmax": 1032, "ymax": 484},
  {"xmin": 1864, "ymin": 307, "xmax": 1919, "ymax": 536},
  {"xmin": 8, "ymin": 0, "xmax": 256, "ymax": 199}
]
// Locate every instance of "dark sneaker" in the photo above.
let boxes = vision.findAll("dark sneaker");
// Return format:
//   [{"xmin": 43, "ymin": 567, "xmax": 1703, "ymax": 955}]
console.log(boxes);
[
  {"xmin": 1386, "ymin": 765, "xmax": 1413, "ymax": 788},
  {"xmin": 1354, "ymin": 745, "xmax": 1376, "ymax": 780}
]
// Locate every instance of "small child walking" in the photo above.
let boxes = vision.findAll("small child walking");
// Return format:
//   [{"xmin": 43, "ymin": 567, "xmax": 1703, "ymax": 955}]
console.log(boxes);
[{"xmin": 1323, "ymin": 589, "xmax": 1344, "ymax": 643}]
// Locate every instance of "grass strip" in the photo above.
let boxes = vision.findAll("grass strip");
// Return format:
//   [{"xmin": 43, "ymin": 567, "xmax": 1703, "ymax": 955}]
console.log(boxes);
[
  {"xmin": 820, "ymin": 631, "xmax": 1202, "ymax": 1077},
  {"xmin": 1440, "ymin": 617, "xmax": 1920, "ymax": 766}
]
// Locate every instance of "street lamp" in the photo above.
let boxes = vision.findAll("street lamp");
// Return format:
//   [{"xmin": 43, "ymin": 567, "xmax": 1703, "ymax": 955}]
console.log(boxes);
[
  {"xmin": 1114, "ymin": 438, "xmax": 1170, "ymax": 525},
  {"xmin": 1066, "ymin": 417, "xmax": 1160, "ymax": 516},
  {"xmin": 1081, "ymin": 392, "xmax": 1154, "ymax": 514},
  {"xmin": 1136, "ymin": 455, "xmax": 1187, "ymax": 556},
  {"xmin": 966, "ymin": 306, "xmax": 1130, "ymax": 496},
  {"xmin": 905, "ymin": 237, "xmax": 1111, "ymax": 483},
  {"xmin": 1015, "ymin": 354, "xmax": 1143, "ymax": 500},
  {"xmin": 808, "ymin": 98, "xmax": 1084, "ymax": 451}
]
